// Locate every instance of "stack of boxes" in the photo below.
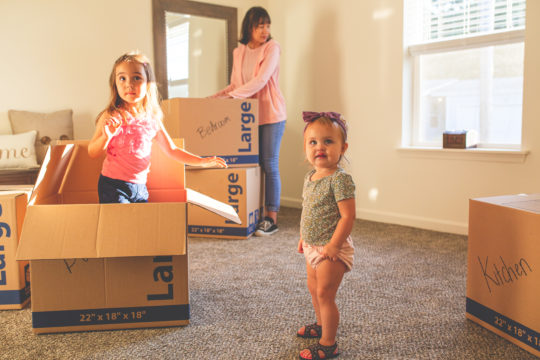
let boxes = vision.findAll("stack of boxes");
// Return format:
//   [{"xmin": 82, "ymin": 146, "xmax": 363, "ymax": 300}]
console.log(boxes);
[{"xmin": 161, "ymin": 98, "xmax": 262, "ymax": 239}]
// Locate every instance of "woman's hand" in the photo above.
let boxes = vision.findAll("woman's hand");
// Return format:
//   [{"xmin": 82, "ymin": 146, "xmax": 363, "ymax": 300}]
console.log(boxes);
[{"xmin": 199, "ymin": 156, "xmax": 228, "ymax": 168}]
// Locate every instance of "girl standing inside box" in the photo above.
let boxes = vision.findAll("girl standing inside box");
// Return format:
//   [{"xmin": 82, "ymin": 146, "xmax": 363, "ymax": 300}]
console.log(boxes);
[
  {"xmin": 210, "ymin": 6, "xmax": 286, "ymax": 236},
  {"xmin": 89, "ymin": 51, "xmax": 227, "ymax": 204}
]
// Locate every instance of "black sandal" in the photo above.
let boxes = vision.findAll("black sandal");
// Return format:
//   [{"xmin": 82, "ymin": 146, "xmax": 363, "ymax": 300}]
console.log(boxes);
[
  {"xmin": 299, "ymin": 342, "xmax": 339, "ymax": 360},
  {"xmin": 297, "ymin": 323, "xmax": 322, "ymax": 338}
]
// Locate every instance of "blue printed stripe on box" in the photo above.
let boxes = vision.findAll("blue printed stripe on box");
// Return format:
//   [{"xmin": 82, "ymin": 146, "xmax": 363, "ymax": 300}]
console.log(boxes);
[
  {"xmin": 188, "ymin": 225, "xmax": 256, "ymax": 237},
  {"xmin": 466, "ymin": 297, "xmax": 540, "ymax": 351},
  {"xmin": 0, "ymin": 288, "xmax": 30, "ymax": 305},
  {"xmin": 219, "ymin": 155, "xmax": 259, "ymax": 165},
  {"xmin": 32, "ymin": 304, "xmax": 189, "ymax": 328}
]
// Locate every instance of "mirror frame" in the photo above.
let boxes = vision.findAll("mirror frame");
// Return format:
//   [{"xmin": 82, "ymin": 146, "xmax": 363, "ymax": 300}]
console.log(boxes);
[{"xmin": 152, "ymin": 0, "xmax": 237, "ymax": 99}]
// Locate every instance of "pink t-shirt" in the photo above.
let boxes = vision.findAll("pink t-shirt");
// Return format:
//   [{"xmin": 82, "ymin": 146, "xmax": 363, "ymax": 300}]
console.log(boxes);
[
  {"xmin": 101, "ymin": 112, "xmax": 159, "ymax": 184},
  {"xmin": 241, "ymin": 45, "xmax": 264, "ymax": 83}
]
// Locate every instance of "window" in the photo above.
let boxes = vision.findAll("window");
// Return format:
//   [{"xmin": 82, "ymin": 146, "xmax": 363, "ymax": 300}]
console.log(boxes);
[{"xmin": 404, "ymin": 0, "xmax": 526, "ymax": 148}]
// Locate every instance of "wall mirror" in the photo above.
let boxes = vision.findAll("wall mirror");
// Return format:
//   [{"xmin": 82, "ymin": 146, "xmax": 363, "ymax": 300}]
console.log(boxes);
[{"xmin": 152, "ymin": 0, "xmax": 237, "ymax": 99}]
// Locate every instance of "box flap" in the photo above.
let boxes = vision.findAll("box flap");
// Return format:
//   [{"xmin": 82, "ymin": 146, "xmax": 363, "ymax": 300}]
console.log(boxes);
[
  {"xmin": 96, "ymin": 203, "xmax": 186, "ymax": 257},
  {"xmin": 147, "ymin": 139, "xmax": 185, "ymax": 192},
  {"xmin": 186, "ymin": 188, "xmax": 241, "ymax": 224},
  {"xmin": 16, "ymin": 204, "xmax": 100, "ymax": 260},
  {"xmin": 16, "ymin": 203, "xmax": 187, "ymax": 261},
  {"xmin": 0, "ymin": 190, "xmax": 29, "ymax": 198},
  {"xmin": 472, "ymin": 193, "xmax": 540, "ymax": 214},
  {"xmin": 0, "ymin": 185, "xmax": 33, "ymax": 194},
  {"xmin": 29, "ymin": 144, "xmax": 76, "ymax": 205}
]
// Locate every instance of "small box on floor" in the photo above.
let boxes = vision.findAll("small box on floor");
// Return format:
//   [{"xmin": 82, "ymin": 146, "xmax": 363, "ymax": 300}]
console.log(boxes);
[
  {"xmin": 161, "ymin": 98, "xmax": 259, "ymax": 167},
  {"xmin": 0, "ymin": 191, "xmax": 31, "ymax": 310},
  {"xmin": 15, "ymin": 140, "xmax": 239, "ymax": 333},
  {"xmin": 186, "ymin": 167, "xmax": 261, "ymax": 239},
  {"xmin": 467, "ymin": 194, "xmax": 540, "ymax": 357},
  {"xmin": 442, "ymin": 130, "xmax": 478, "ymax": 149}
]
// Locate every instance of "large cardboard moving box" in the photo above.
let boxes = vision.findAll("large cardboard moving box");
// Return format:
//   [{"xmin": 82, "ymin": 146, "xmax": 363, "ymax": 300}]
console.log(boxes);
[
  {"xmin": 0, "ymin": 191, "xmax": 30, "ymax": 310},
  {"xmin": 467, "ymin": 194, "xmax": 540, "ymax": 357},
  {"xmin": 186, "ymin": 167, "xmax": 261, "ymax": 239},
  {"xmin": 16, "ymin": 141, "xmax": 239, "ymax": 333},
  {"xmin": 161, "ymin": 98, "xmax": 259, "ymax": 167}
]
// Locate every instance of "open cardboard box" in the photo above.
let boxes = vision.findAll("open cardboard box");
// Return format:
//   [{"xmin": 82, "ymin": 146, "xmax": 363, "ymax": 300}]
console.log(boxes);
[
  {"xmin": 467, "ymin": 194, "xmax": 540, "ymax": 357},
  {"xmin": 16, "ymin": 140, "xmax": 240, "ymax": 333}
]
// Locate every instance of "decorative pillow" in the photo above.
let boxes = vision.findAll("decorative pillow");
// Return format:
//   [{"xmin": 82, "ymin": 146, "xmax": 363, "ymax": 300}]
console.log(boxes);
[
  {"xmin": 0, "ymin": 131, "xmax": 38, "ymax": 169},
  {"xmin": 8, "ymin": 109, "xmax": 73, "ymax": 164}
]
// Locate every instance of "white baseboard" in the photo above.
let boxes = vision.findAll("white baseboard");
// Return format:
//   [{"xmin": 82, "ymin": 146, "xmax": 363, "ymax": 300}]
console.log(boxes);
[
  {"xmin": 280, "ymin": 197, "xmax": 468, "ymax": 235},
  {"xmin": 280, "ymin": 196, "xmax": 302, "ymax": 208},
  {"xmin": 356, "ymin": 208, "xmax": 468, "ymax": 235}
]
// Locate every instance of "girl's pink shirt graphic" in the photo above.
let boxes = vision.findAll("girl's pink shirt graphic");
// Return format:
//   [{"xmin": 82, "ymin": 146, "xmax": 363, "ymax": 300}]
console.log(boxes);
[{"xmin": 101, "ymin": 113, "xmax": 158, "ymax": 184}]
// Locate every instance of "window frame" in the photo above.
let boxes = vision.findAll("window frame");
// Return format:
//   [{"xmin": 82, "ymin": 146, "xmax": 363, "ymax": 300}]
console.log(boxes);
[{"xmin": 405, "ymin": 7, "xmax": 526, "ymax": 149}]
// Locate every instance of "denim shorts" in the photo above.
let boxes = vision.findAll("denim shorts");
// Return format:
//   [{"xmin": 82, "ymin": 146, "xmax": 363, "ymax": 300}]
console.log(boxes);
[{"xmin": 98, "ymin": 175, "xmax": 149, "ymax": 204}]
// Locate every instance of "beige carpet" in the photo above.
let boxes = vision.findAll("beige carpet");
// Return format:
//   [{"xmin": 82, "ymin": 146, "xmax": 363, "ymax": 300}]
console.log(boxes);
[{"xmin": 0, "ymin": 207, "xmax": 537, "ymax": 359}]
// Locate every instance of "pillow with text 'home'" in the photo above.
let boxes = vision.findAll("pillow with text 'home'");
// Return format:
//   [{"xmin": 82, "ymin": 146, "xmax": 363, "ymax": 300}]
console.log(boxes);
[
  {"xmin": 8, "ymin": 109, "xmax": 73, "ymax": 164},
  {"xmin": 0, "ymin": 130, "xmax": 39, "ymax": 169}
]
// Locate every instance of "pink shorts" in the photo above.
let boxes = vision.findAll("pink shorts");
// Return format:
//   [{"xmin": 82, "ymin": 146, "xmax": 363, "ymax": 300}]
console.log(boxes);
[{"xmin": 302, "ymin": 236, "xmax": 354, "ymax": 272}]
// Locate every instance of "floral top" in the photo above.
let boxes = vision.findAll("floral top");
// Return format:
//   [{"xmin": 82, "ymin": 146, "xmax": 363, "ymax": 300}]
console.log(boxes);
[
  {"xmin": 101, "ymin": 112, "xmax": 159, "ymax": 184},
  {"xmin": 300, "ymin": 168, "xmax": 355, "ymax": 246}
]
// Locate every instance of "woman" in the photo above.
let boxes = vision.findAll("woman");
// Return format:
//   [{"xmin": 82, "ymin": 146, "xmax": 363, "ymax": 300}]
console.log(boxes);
[{"xmin": 211, "ymin": 6, "xmax": 286, "ymax": 236}]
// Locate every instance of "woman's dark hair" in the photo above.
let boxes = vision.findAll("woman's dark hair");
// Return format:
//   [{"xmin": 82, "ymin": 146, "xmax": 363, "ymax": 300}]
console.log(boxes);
[{"xmin": 239, "ymin": 6, "xmax": 272, "ymax": 45}]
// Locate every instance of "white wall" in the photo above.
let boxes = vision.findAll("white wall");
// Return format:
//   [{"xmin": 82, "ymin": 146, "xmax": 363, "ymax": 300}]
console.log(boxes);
[
  {"xmin": 0, "ymin": 0, "xmax": 262, "ymax": 137},
  {"xmin": 2, "ymin": 0, "xmax": 539, "ymax": 235},
  {"xmin": 270, "ymin": 0, "xmax": 540, "ymax": 234}
]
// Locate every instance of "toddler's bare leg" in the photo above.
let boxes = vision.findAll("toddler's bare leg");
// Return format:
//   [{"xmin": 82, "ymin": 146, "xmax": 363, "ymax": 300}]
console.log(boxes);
[
  {"xmin": 302, "ymin": 261, "xmax": 321, "ymax": 336},
  {"xmin": 315, "ymin": 259, "xmax": 346, "ymax": 346}
]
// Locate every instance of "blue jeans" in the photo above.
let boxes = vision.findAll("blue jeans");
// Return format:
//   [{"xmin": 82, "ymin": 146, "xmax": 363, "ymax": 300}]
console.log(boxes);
[
  {"xmin": 259, "ymin": 121, "xmax": 286, "ymax": 213},
  {"xmin": 98, "ymin": 175, "xmax": 149, "ymax": 204}
]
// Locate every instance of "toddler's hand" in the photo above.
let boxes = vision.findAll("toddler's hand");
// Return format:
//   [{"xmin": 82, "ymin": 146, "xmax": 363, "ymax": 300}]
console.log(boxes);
[
  {"xmin": 104, "ymin": 116, "xmax": 122, "ymax": 139},
  {"xmin": 322, "ymin": 243, "xmax": 340, "ymax": 261},
  {"xmin": 297, "ymin": 238, "xmax": 304, "ymax": 254},
  {"xmin": 200, "ymin": 156, "xmax": 228, "ymax": 168}
]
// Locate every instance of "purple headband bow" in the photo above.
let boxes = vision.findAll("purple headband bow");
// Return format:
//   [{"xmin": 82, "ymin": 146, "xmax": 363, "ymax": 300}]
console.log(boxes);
[{"xmin": 302, "ymin": 111, "xmax": 347, "ymax": 141}]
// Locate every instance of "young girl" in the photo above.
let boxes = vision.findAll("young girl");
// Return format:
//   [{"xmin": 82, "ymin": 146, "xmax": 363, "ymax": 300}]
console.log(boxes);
[
  {"xmin": 296, "ymin": 111, "xmax": 355, "ymax": 360},
  {"xmin": 89, "ymin": 52, "xmax": 227, "ymax": 203}
]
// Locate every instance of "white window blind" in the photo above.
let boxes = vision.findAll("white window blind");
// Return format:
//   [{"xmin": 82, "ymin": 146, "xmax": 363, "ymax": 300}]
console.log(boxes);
[{"xmin": 407, "ymin": 0, "xmax": 526, "ymax": 45}]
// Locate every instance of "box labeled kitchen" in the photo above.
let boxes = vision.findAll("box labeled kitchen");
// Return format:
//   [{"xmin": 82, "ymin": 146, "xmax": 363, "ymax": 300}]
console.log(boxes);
[{"xmin": 467, "ymin": 194, "xmax": 540, "ymax": 357}]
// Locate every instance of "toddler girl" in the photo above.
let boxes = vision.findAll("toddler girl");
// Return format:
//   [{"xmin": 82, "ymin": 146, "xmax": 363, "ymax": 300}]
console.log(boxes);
[
  {"xmin": 296, "ymin": 111, "xmax": 355, "ymax": 359},
  {"xmin": 89, "ymin": 52, "xmax": 227, "ymax": 203}
]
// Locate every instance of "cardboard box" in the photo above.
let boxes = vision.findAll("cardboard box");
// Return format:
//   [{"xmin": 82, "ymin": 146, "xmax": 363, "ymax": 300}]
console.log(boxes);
[
  {"xmin": 0, "ymin": 191, "xmax": 31, "ymax": 310},
  {"xmin": 186, "ymin": 167, "xmax": 261, "ymax": 239},
  {"xmin": 467, "ymin": 194, "xmax": 540, "ymax": 357},
  {"xmin": 443, "ymin": 130, "xmax": 478, "ymax": 149},
  {"xmin": 161, "ymin": 98, "xmax": 259, "ymax": 167},
  {"xmin": 16, "ymin": 140, "xmax": 240, "ymax": 333}
]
